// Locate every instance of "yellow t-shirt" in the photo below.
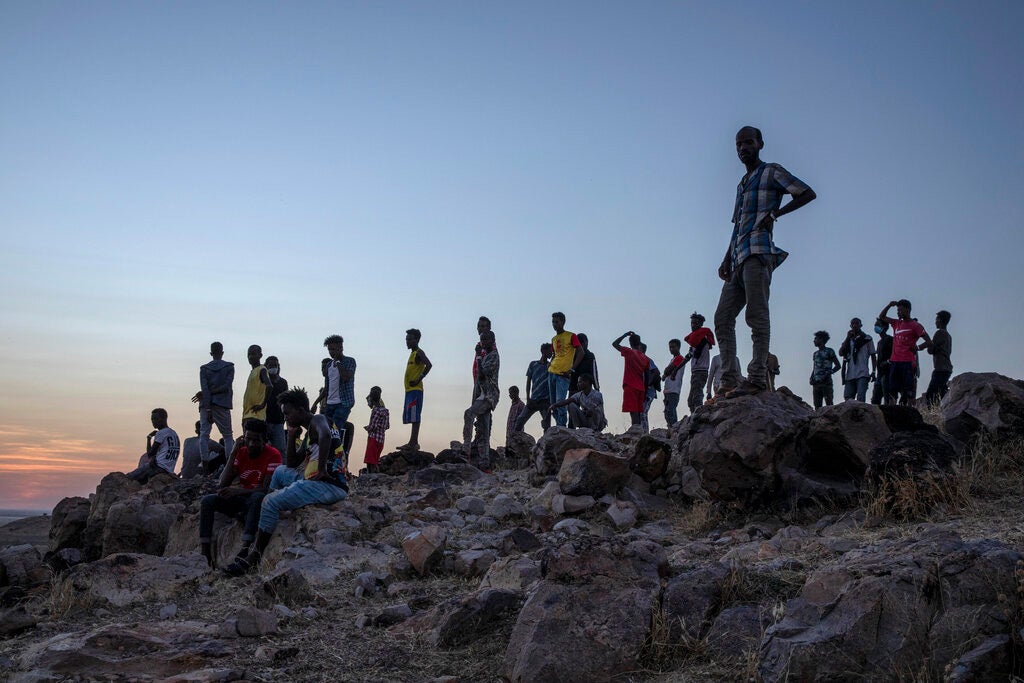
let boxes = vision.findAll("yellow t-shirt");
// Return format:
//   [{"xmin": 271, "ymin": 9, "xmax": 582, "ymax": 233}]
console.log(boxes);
[
  {"xmin": 243, "ymin": 365, "xmax": 267, "ymax": 420},
  {"xmin": 404, "ymin": 349, "xmax": 427, "ymax": 392},
  {"xmin": 548, "ymin": 331, "xmax": 580, "ymax": 375}
]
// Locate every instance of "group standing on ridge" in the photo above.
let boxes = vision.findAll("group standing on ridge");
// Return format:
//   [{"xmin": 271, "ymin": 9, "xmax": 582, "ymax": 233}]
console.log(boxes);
[{"xmin": 128, "ymin": 126, "xmax": 955, "ymax": 576}]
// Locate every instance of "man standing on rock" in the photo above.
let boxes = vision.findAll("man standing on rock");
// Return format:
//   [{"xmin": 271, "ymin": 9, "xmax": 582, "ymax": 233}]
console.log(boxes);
[
  {"xmin": 839, "ymin": 318, "xmax": 876, "ymax": 403},
  {"xmin": 879, "ymin": 300, "xmax": 933, "ymax": 406},
  {"xmin": 713, "ymin": 126, "xmax": 816, "ymax": 399},
  {"xmin": 548, "ymin": 312, "xmax": 583, "ymax": 427},
  {"xmin": 464, "ymin": 330, "xmax": 500, "ymax": 471},
  {"xmin": 925, "ymin": 310, "xmax": 953, "ymax": 406},
  {"xmin": 399, "ymin": 328, "xmax": 431, "ymax": 452},
  {"xmin": 514, "ymin": 343, "xmax": 553, "ymax": 433},
  {"xmin": 242, "ymin": 345, "xmax": 273, "ymax": 424},
  {"xmin": 569, "ymin": 333, "xmax": 600, "ymax": 394},
  {"xmin": 224, "ymin": 388, "xmax": 347, "ymax": 576},
  {"xmin": 613, "ymin": 331, "xmax": 649, "ymax": 429},
  {"xmin": 192, "ymin": 341, "xmax": 235, "ymax": 465},
  {"xmin": 264, "ymin": 356, "xmax": 289, "ymax": 454},
  {"xmin": 199, "ymin": 419, "xmax": 280, "ymax": 568},
  {"xmin": 661, "ymin": 338, "xmax": 685, "ymax": 427},
  {"xmin": 319, "ymin": 335, "xmax": 357, "ymax": 438},
  {"xmin": 810, "ymin": 331, "xmax": 841, "ymax": 409},
  {"xmin": 871, "ymin": 319, "xmax": 893, "ymax": 405},
  {"xmin": 683, "ymin": 313, "xmax": 716, "ymax": 413}
]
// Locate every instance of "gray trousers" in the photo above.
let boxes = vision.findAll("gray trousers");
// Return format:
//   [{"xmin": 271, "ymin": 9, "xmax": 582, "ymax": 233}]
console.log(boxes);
[
  {"xmin": 463, "ymin": 397, "xmax": 494, "ymax": 469},
  {"xmin": 200, "ymin": 406, "xmax": 234, "ymax": 462},
  {"xmin": 688, "ymin": 370, "xmax": 709, "ymax": 412},
  {"xmin": 568, "ymin": 404, "xmax": 603, "ymax": 431},
  {"xmin": 714, "ymin": 257, "xmax": 773, "ymax": 389}
]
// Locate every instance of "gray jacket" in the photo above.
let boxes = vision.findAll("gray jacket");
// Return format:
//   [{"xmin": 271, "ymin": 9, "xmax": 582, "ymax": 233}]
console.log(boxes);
[{"xmin": 200, "ymin": 359, "xmax": 234, "ymax": 409}]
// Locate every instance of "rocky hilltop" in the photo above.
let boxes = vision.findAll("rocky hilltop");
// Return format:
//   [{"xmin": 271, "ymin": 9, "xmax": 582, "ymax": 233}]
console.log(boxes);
[{"xmin": 2, "ymin": 372, "xmax": 1024, "ymax": 682}]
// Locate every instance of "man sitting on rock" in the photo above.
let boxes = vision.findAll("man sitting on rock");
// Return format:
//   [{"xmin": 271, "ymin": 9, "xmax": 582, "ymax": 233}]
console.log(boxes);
[
  {"xmin": 199, "ymin": 419, "xmax": 281, "ymax": 568},
  {"xmin": 548, "ymin": 374, "xmax": 607, "ymax": 432},
  {"xmin": 223, "ymin": 387, "xmax": 348, "ymax": 576},
  {"xmin": 127, "ymin": 408, "xmax": 180, "ymax": 483}
]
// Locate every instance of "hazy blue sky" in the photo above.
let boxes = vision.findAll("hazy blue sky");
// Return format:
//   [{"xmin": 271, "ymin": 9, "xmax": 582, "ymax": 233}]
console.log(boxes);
[{"xmin": 2, "ymin": 1, "xmax": 1022, "ymax": 508}]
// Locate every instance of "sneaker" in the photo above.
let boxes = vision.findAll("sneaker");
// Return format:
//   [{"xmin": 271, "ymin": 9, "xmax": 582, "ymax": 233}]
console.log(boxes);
[
  {"xmin": 221, "ymin": 556, "xmax": 255, "ymax": 577},
  {"xmin": 705, "ymin": 386, "xmax": 736, "ymax": 405}
]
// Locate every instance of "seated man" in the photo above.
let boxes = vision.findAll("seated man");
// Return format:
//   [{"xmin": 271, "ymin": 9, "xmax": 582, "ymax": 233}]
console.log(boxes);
[
  {"xmin": 127, "ymin": 408, "xmax": 180, "ymax": 483},
  {"xmin": 181, "ymin": 421, "xmax": 224, "ymax": 480},
  {"xmin": 198, "ymin": 419, "xmax": 281, "ymax": 568},
  {"xmin": 224, "ymin": 387, "xmax": 348, "ymax": 576},
  {"xmin": 548, "ymin": 374, "xmax": 606, "ymax": 432}
]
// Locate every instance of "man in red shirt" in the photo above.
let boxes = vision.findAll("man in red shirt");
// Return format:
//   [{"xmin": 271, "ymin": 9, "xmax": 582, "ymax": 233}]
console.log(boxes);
[
  {"xmin": 613, "ymin": 331, "xmax": 649, "ymax": 429},
  {"xmin": 878, "ymin": 299, "xmax": 933, "ymax": 406},
  {"xmin": 198, "ymin": 419, "xmax": 281, "ymax": 568}
]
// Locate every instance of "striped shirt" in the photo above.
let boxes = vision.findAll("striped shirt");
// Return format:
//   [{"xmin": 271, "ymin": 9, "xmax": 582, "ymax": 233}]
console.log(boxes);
[{"xmin": 730, "ymin": 162, "xmax": 810, "ymax": 269}]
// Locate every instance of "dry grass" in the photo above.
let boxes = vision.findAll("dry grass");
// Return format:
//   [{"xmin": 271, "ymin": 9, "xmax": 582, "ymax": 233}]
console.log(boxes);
[
  {"xmin": 675, "ymin": 500, "xmax": 724, "ymax": 537},
  {"xmin": 865, "ymin": 468, "xmax": 973, "ymax": 521}
]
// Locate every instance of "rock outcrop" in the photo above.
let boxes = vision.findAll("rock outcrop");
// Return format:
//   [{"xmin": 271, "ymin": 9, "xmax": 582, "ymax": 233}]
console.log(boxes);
[{"xmin": 942, "ymin": 372, "xmax": 1024, "ymax": 443}]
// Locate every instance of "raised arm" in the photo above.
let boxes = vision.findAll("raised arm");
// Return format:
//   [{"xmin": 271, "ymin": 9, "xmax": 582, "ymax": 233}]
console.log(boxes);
[{"xmin": 612, "ymin": 332, "xmax": 631, "ymax": 352}]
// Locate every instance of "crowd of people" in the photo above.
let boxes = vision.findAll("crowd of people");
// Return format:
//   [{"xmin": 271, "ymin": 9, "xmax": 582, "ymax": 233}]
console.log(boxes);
[{"xmin": 124, "ymin": 125, "xmax": 954, "ymax": 575}]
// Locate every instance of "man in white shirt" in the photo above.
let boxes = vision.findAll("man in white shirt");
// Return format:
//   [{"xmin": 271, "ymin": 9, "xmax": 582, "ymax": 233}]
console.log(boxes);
[
  {"xmin": 548, "ymin": 374, "xmax": 606, "ymax": 432},
  {"xmin": 128, "ymin": 408, "xmax": 180, "ymax": 483}
]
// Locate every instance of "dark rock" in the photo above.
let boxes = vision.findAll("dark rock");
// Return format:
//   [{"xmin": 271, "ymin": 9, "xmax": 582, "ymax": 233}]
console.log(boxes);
[
  {"xmin": 631, "ymin": 434, "xmax": 670, "ymax": 482},
  {"xmin": 558, "ymin": 449, "xmax": 631, "ymax": 497},
  {"xmin": 867, "ymin": 430, "xmax": 959, "ymax": 484},
  {"xmin": 234, "ymin": 607, "xmax": 278, "ymax": 637},
  {"xmin": 947, "ymin": 634, "xmax": 1013, "ymax": 682},
  {"xmin": 705, "ymin": 605, "xmax": 769, "ymax": 657},
  {"xmin": 373, "ymin": 603, "xmax": 413, "ymax": 627},
  {"xmin": 55, "ymin": 553, "xmax": 208, "ymax": 609},
  {"xmin": 498, "ymin": 527, "xmax": 542, "ymax": 555},
  {"xmin": 408, "ymin": 464, "xmax": 488, "ymax": 487},
  {"xmin": 534, "ymin": 427, "xmax": 625, "ymax": 477},
  {"xmin": 258, "ymin": 566, "xmax": 314, "ymax": 608},
  {"xmin": 0, "ymin": 544, "xmax": 47, "ymax": 587},
  {"xmin": 48, "ymin": 496, "xmax": 91, "ymax": 553},
  {"xmin": 0, "ymin": 605, "xmax": 37, "ymax": 636},
  {"xmin": 879, "ymin": 404, "xmax": 934, "ymax": 433},
  {"xmin": 393, "ymin": 588, "xmax": 523, "ymax": 647},
  {"xmin": 759, "ymin": 529, "xmax": 1022, "ymax": 681},
  {"xmin": 663, "ymin": 564, "xmax": 730, "ymax": 641},
  {"xmin": 942, "ymin": 372, "xmax": 1024, "ymax": 443},
  {"xmin": 377, "ymin": 449, "xmax": 435, "ymax": 476},
  {"xmin": 504, "ymin": 431, "xmax": 536, "ymax": 469}
]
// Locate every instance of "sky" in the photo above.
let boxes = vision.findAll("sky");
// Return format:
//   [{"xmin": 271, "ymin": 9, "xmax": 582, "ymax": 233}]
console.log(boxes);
[{"xmin": 1, "ymin": 1, "xmax": 1022, "ymax": 510}]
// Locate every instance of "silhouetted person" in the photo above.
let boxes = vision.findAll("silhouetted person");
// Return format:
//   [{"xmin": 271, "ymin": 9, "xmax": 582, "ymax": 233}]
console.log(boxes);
[
  {"xmin": 128, "ymin": 408, "xmax": 180, "ymax": 483},
  {"xmin": 569, "ymin": 333, "xmax": 600, "ymax": 393},
  {"xmin": 926, "ymin": 310, "xmax": 953, "ymax": 406},
  {"xmin": 319, "ymin": 335, "xmax": 356, "ymax": 437},
  {"xmin": 683, "ymin": 313, "xmax": 716, "ymax": 412},
  {"xmin": 400, "ymin": 328, "xmax": 431, "ymax": 452},
  {"xmin": 242, "ymin": 345, "xmax": 273, "ymax": 423},
  {"xmin": 464, "ymin": 330, "xmax": 500, "ymax": 471},
  {"xmin": 548, "ymin": 312, "xmax": 583, "ymax": 427},
  {"xmin": 871, "ymin": 319, "xmax": 893, "ymax": 405},
  {"xmin": 661, "ymin": 339, "xmax": 685, "ymax": 427},
  {"xmin": 264, "ymin": 356, "xmax": 289, "ymax": 454},
  {"xmin": 613, "ymin": 331, "xmax": 648, "ymax": 429},
  {"xmin": 199, "ymin": 419, "xmax": 280, "ymax": 568},
  {"xmin": 363, "ymin": 386, "xmax": 390, "ymax": 473},
  {"xmin": 809, "ymin": 331, "xmax": 841, "ymax": 409},
  {"xmin": 506, "ymin": 386, "xmax": 525, "ymax": 437},
  {"xmin": 839, "ymin": 318, "xmax": 876, "ymax": 402},
  {"xmin": 191, "ymin": 341, "xmax": 235, "ymax": 466},
  {"xmin": 714, "ymin": 126, "xmax": 816, "ymax": 399},
  {"xmin": 879, "ymin": 300, "xmax": 933, "ymax": 406},
  {"xmin": 514, "ymin": 343, "xmax": 553, "ymax": 433},
  {"xmin": 639, "ymin": 342, "xmax": 659, "ymax": 433},
  {"xmin": 180, "ymin": 421, "xmax": 222, "ymax": 480}
]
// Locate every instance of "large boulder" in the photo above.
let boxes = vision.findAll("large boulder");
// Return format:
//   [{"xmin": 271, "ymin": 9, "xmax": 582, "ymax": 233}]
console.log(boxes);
[
  {"xmin": 631, "ymin": 434, "xmax": 671, "ymax": 483},
  {"xmin": 759, "ymin": 528, "xmax": 1022, "ymax": 681},
  {"xmin": 942, "ymin": 372, "xmax": 1024, "ymax": 443},
  {"xmin": 82, "ymin": 473, "xmax": 143, "ymax": 558},
  {"xmin": 101, "ymin": 498, "xmax": 184, "ymax": 557},
  {"xmin": 54, "ymin": 553, "xmax": 209, "ymax": 609},
  {"xmin": 780, "ymin": 402, "xmax": 891, "ymax": 502},
  {"xmin": 48, "ymin": 496, "xmax": 91, "ymax": 553},
  {"xmin": 671, "ymin": 389, "xmax": 812, "ymax": 505},
  {"xmin": 504, "ymin": 431, "xmax": 536, "ymax": 470},
  {"xmin": 503, "ymin": 538, "xmax": 666, "ymax": 682},
  {"xmin": 534, "ymin": 427, "xmax": 624, "ymax": 476},
  {"xmin": 377, "ymin": 449, "xmax": 435, "ymax": 476},
  {"xmin": 867, "ymin": 430, "xmax": 959, "ymax": 483},
  {"xmin": 558, "ymin": 448, "xmax": 631, "ymax": 497},
  {"xmin": 0, "ymin": 544, "xmax": 47, "ymax": 587}
]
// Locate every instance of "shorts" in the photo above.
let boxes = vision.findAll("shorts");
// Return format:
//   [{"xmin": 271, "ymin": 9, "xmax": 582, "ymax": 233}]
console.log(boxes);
[
  {"xmin": 889, "ymin": 361, "xmax": 916, "ymax": 394},
  {"xmin": 622, "ymin": 386, "xmax": 645, "ymax": 413},
  {"xmin": 403, "ymin": 390, "xmax": 423, "ymax": 424},
  {"xmin": 364, "ymin": 437, "xmax": 384, "ymax": 465}
]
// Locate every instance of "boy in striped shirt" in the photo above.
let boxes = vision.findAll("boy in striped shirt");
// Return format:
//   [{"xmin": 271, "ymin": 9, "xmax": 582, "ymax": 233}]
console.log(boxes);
[{"xmin": 363, "ymin": 386, "xmax": 390, "ymax": 473}]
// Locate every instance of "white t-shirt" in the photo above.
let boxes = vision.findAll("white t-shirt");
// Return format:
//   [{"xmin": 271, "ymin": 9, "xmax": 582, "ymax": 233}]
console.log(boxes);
[
  {"xmin": 664, "ymin": 357, "xmax": 685, "ymax": 394},
  {"xmin": 152, "ymin": 427, "xmax": 181, "ymax": 474}
]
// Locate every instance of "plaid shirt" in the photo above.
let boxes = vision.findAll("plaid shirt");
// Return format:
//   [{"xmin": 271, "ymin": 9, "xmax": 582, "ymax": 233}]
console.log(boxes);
[
  {"xmin": 730, "ymin": 162, "xmax": 810, "ymax": 269},
  {"xmin": 366, "ymin": 404, "xmax": 390, "ymax": 442}
]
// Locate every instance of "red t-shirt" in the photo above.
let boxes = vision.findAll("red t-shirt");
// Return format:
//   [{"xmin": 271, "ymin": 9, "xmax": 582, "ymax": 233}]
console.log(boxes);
[
  {"xmin": 619, "ymin": 347, "xmax": 650, "ymax": 391},
  {"xmin": 888, "ymin": 318, "xmax": 925, "ymax": 364},
  {"xmin": 232, "ymin": 445, "xmax": 282, "ymax": 490}
]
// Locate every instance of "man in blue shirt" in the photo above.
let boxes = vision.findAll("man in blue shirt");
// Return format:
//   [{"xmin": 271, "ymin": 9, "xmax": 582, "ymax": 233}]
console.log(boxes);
[{"xmin": 713, "ymin": 126, "xmax": 816, "ymax": 399}]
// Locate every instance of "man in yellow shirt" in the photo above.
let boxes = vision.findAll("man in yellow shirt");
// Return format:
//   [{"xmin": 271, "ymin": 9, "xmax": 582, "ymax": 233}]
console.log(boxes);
[
  {"xmin": 548, "ymin": 312, "xmax": 583, "ymax": 427},
  {"xmin": 399, "ymin": 328, "xmax": 432, "ymax": 452},
  {"xmin": 242, "ymin": 345, "xmax": 273, "ymax": 424}
]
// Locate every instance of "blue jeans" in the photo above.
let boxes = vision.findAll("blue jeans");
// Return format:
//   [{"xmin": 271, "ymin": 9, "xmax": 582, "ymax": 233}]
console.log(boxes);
[
  {"xmin": 199, "ymin": 406, "xmax": 234, "ymax": 462},
  {"xmin": 257, "ymin": 479, "xmax": 347, "ymax": 533},
  {"xmin": 547, "ymin": 374, "xmax": 570, "ymax": 427},
  {"xmin": 843, "ymin": 377, "xmax": 870, "ymax": 402},
  {"xmin": 267, "ymin": 422, "xmax": 286, "ymax": 455},
  {"xmin": 269, "ymin": 465, "xmax": 302, "ymax": 490},
  {"xmin": 663, "ymin": 392, "xmax": 680, "ymax": 426}
]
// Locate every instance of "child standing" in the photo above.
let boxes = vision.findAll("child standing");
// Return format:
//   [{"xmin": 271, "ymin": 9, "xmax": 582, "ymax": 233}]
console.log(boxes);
[
  {"xmin": 363, "ymin": 386, "xmax": 390, "ymax": 473},
  {"xmin": 809, "ymin": 331, "xmax": 841, "ymax": 409}
]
